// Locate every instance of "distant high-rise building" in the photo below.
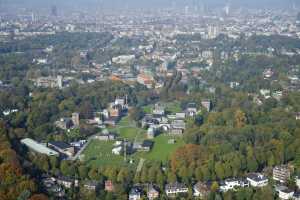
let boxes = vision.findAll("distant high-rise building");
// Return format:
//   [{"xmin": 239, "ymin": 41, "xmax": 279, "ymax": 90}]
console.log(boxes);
[
  {"xmin": 57, "ymin": 75, "xmax": 63, "ymax": 89},
  {"xmin": 31, "ymin": 13, "xmax": 35, "ymax": 23},
  {"xmin": 224, "ymin": 0, "xmax": 231, "ymax": 16},
  {"xmin": 51, "ymin": 5, "xmax": 58, "ymax": 17},
  {"xmin": 208, "ymin": 25, "xmax": 219, "ymax": 39},
  {"xmin": 224, "ymin": 5, "xmax": 230, "ymax": 16}
]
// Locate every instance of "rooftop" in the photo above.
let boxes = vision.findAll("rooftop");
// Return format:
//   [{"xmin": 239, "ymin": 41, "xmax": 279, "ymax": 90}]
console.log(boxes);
[
  {"xmin": 21, "ymin": 138, "xmax": 59, "ymax": 156},
  {"xmin": 48, "ymin": 141, "xmax": 72, "ymax": 149}
]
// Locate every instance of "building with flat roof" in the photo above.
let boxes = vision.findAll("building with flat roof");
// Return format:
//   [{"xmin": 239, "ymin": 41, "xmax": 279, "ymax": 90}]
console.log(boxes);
[
  {"xmin": 48, "ymin": 141, "xmax": 75, "ymax": 157},
  {"xmin": 21, "ymin": 138, "xmax": 59, "ymax": 156},
  {"xmin": 273, "ymin": 165, "xmax": 291, "ymax": 183}
]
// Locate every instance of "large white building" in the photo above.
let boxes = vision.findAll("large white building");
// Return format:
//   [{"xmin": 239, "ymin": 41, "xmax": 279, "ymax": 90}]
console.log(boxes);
[
  {"xmin": 112, "ymin": 55, "xmax": 135, "ymax": 64},
  {"xmin": 21, "ymin": 138, "xmax": 59, "ymax": 156},
  {"xmin": 165, "ymin": 182, "xmax": 188, "ymax": 197},
  {"xmin": 273, "ymin": 165, "xmax": 291, "ymax": 183},
  {"xmin": 246, "ymin": 173, "xmax": 268, "ymax": 187},
  {"xmin": 278, "ymin": 188, "xmax": 294, "ymax": 200}
]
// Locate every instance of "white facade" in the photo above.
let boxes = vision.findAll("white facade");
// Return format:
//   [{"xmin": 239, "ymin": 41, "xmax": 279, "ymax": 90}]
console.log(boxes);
[
  {"xmin": 278, "ymin": 189, "xmax": 294, "ymax": 200},
  {"xmin": 247, "ymin": 173, "xmax": 268, "ymax": 187},
  {"xmin": 165, "ymin": 183, "xmax": 189, "ymax": 196},
  {"xmin": 112, "ymin": 55, "xmax": 135, "ymax": 64},
  {"xmin": 296, "ymin": 177, "xmax": 300, "ymax": 189}
]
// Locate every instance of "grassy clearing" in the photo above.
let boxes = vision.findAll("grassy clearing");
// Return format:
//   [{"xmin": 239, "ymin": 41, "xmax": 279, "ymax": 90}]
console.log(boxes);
[
  {"xmin": 134, "ymin": 134, "xmax": 185, "ymax": 163},
  {"xmin": 82, "ymin": 109, "xmax": 185, "ymax": 167},
  {"xmin": 118, "ymin": 127, "xmax": 145, "ymax": 141},
  {"xmin": 107, "ymin": 117, "xmax": 146, "ymax": 141},
  {"xmin": 82, "ymin": 140, "xmax": 125, "ymax": 167},
  {"xmin": 142, "ymin": 105, "xmax": 153, "ymax": 114},
  {"xmin": 83, "ymin": 134, "xmax": 185, "ymax": 167},
  {"xmin": 143, "ymin": 102, "xmax": 182, "ymax": 114}
]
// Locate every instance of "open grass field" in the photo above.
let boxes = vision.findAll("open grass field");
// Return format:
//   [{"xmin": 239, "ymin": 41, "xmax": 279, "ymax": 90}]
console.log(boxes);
[
  {"xmin": 82, "ymin": 134, "xmax": 185, "ymax": 167},
  {"xmin": 107, "ymin": 117, "xmax": 146, "ymax": 141},
  {"xmin": 142, "ymin": 105, "xmax": 153, "ymax": 114},
  {"xmin": 81, "ymin": 140, "xmax": 126, "ymax": 167},
  {"xmin": 82, "ymin": 113, "xmax": 185, "ymax": 167},
  {"xmin": 142, "ymin": 101, "xmax": 182, "ymax": 114},
  {"xmin": 134, "ymin": 134, "xmax": 185, "ymax": 163}
]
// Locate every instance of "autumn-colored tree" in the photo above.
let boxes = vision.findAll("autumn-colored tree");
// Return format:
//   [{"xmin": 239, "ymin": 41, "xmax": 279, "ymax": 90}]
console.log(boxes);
[
  {"xmin": 170, "ymin": 144, "xmax": 207, "ymax": 172},
  {"xmin": 234, "ymin": 109, "xmax": 247, "ymax": 128},
  {"xmin": 29, "ymin": 194, "xmax": 49, "ymax": 200},
  {"xmin": 211, "ymin": 181, "xmax": 219, "ymax": 192}
]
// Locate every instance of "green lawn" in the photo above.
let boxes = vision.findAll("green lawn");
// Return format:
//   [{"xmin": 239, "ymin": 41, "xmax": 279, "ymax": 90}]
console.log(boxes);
[
  {"xmin": 107, "ymin": 116, "xmax": 145, "ymax": 141},
  {"xmin": 134, "ymin": 134, "xmax": 185, "ymax": 163},
  {"xmin": 142, "ymin": 102, "xmax": 182, "ymax": 114},
  {"xmin": 82, "ymin": 140, "xmax": 126, "ymax": 167},
  {"xmin": 118, "ymin": 127, "xmax": 145, "ymax": 141},
  {"xmin": 117, "ymin": 116, "xmax": 134, "ymax": 126},
  {"xmin": 142, "ymin": 105, "xmax": 153, "ymax": 114},
  {"xmin": 82, "ymin": 112, "xmax": 185, "ymax": 168},
  {"xmin": 82, "ymin": 134, "xmax": 185, "ymax": 167}
]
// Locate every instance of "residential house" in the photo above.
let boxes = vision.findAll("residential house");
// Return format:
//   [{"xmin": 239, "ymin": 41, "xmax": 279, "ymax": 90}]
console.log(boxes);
[
  {"xmin": 230, "ymin": 82, "xmax": 240, "ymax": 89},
  {"xmin": 246, "ymin": 173, "xmax": 268, "ymax": 187},
  {"xmin": 193, "ymin": 181, "xmax": 210, "ymax": 198},
  {"xmin": 35, "ymin": 76, "xmax": 63, "ymax": 88},
  {"xmin": 133, "ymin": 140, "xmax": 153, "ymax": 152},
  {"xmin": 42, "ymin": 177, "xmax": 65, "ymax": 197},
  {"xmin": 169, "ymin": 128, "xmax": 184, "ymax": 136},
  {"xmin": 105, "ymin": 180, "xmax": 115, "ymax": 192},
  {"xmin": 70, "ymin": 140, "xmax": 87, "ymax": 148},
  {"xmin": 153, "ymin": 104, "xmax": 165, "ymax": 115},
  {"xmin": 83, "ymin": 181, "xmax": 98, "ymax": 191},
  {"xmin": 48, "ymin": 141, "xmax": 75, "ymax": 157},
  {"xmin": 260, "ymin": 89, "xmax": 271, "ymax": 99},
  {"xmin": 95, "ymin": 133, "xmax": 116, "ymax": 141},
  {"xmin": 147, "ymin": 184, "xmax": 159, "ymax": 200},
  {"xmin": 263, "ymin": 68, "xmax": 274, "ymax": 79},
  {"xmin": 186, "ymin": 103, "xmax": 198, "ymax": 117},
  {"xmin": 273, "ymin": 165, "xmax": 291, "ymax": 183},
  {"xmin": 175, "ymin": 113, "xmax": 186, "ymax": 119},
  {"xmin": 294, "ymin": 191, "xmax": 300, "ymax": 200},
  {"xmin": 129, "ymin": 186, "xmax": 142, "ymax": 200},
  {"xmin": 219, "ymin": 178, "xmax": 249, "ymax": 192},
  {"xmin": 278, "ymin": 188, "xmax": 294, "ymax": 200},
  {"xmin": 141, "ymin": 115, "xmax": 159, "ymax": 128},
  {"xmin": 165, "ymin": 182, "xmax": 188, "ymax": 197},
  {"xmin": 56, "ymin": 177, "xmax": 75, "ymax": 189},
  {"xmin": 295, "ymin": 176, "xmax": 300, "ymax": 189},
  {"xmin": 55, "ymin": 118, "xmax": 74, "ymax": 130},
  {"xmin": 171, "ymin": 120, "xmax": 185, "ymax": 130},
  {"xmin": 169, "ymin": 120, "xmax": 186, "ymax": 136}
]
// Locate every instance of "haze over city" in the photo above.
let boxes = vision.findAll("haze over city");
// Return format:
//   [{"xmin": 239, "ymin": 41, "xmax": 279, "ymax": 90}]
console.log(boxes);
[{"xmin": 1, "ymin": 0, "xmax": 299, "ymax": 10}]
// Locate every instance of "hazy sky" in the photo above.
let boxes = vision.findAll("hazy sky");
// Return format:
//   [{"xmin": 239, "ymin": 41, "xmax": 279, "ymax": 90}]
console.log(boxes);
[{"xmin": 1, "ymin": 0, "xmax": 298, "ymax": 10}]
